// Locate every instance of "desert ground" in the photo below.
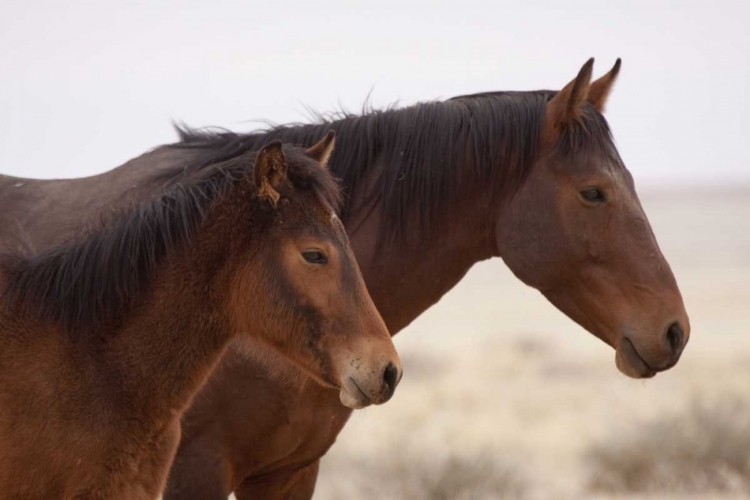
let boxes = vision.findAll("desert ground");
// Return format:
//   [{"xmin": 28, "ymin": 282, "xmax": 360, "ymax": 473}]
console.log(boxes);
[{"xmin": 309, "ymin": 188, "xmax": 750, "ymax": 500}]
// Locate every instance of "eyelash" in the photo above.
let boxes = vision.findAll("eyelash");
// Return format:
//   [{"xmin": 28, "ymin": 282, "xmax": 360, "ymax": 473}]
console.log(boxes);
[
  {"xmin": 302, "ymin": 251, "xmax": 327, "ymax": 264},
  {"xmin": 580, "ymin": 188, "xmax": 606, "ymax": 203}
]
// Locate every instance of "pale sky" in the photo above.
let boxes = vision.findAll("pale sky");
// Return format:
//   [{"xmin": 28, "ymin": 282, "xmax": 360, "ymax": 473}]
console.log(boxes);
[{"xmin": 1, "ymin": 0, "xmax": 748, "ymax": 189}]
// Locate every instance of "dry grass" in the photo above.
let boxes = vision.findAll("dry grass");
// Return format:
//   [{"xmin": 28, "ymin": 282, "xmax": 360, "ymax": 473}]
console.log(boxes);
[
  {"xmin": 587, "ymin": 397, "xmax": 750, "ymax": 495},
  {"xmin": 319, "ymin": 447, "xmax": 526, "ymax": 500}
]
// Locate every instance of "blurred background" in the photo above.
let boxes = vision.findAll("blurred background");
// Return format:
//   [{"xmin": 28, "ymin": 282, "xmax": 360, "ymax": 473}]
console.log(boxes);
[{"xmin": 2, "ymin": 1, "xmax": 748, "ymax": 498}]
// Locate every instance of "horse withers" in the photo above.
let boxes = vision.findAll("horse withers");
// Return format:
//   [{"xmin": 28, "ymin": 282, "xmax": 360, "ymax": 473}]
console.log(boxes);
[{"xmin": 0, "ymin": 133, "xmax": 401, "ymax": 499}]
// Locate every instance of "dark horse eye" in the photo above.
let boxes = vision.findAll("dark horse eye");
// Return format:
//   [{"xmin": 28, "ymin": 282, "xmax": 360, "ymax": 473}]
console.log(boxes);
[
  {"xmin": 580, "ymin": 188, "xmax": 606, "ymax": 203},
  {"xmin": 302, "ymin": 250, "xmax": 327, "ymax": 264}
]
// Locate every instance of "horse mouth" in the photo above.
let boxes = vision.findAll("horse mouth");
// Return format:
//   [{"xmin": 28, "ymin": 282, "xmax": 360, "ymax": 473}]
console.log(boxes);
[
  {"xmin": 350, "ymin": 378, "xmax": 371, "ymax": 403},
  {"xmin": 616, "ymin": 337, "xmax": 657, "ymax": 379},
  {"xmin": 339, "ymin": 377, "xmax": 372, "ymax": 410}
]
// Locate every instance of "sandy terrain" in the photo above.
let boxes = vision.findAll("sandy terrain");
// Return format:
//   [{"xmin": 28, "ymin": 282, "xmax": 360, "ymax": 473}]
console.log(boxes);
[{"xmin": 311, "ymin": 188, "xmax": 750, "ymax": 499}]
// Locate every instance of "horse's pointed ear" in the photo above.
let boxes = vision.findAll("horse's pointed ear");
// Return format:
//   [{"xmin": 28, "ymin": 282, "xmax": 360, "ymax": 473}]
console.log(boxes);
[
  {"xmin": 587, "ymin": 58, "xmax": 621, "ymax": 112},
  {"xmin": 254, "ymin": 140, "xmax": 288, "ymax": 207},
  {"xmin": 304, "ymin": 130, "xmax": 336, "ymax": 168},
  {"xmin": 546, "ymin": 58, "xmax": 594, "ymax": 130}
]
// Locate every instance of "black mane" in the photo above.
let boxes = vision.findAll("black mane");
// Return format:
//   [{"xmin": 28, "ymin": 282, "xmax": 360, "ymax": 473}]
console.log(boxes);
[
  {"xmin": 1, "ymin": 147, "xmax": 340, "ymax": 334},
  {"xmin": 171, "ymin": 91, "xmax": 613, "ymax": 242}
]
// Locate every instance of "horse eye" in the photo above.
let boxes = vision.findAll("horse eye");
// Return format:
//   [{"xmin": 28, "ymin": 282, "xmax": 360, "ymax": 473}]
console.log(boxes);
[
  {"xmin": 302, "ymin": 250, "xmax": 327, "ymax": 264},
  {"xmin": 580, "ymin": 188, "xmax": 606, "ymax": 203}
]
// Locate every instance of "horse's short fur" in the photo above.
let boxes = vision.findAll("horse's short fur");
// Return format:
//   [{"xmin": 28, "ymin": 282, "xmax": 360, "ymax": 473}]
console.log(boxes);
[
  {"xmin": 0, "ymin": 137, "xmax": 400, "ymax": 499},
  {"xmin": 0, "ymin": 59, "xmax": 689, "ymax": 499}
]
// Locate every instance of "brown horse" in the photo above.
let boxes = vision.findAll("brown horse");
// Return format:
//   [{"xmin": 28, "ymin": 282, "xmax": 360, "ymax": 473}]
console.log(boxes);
[
  {"xmin": 0, "ymin": 135, "xmax": 401, "ymax": 499},
  {"xmin": 0, "ymin": 59, "xmax": 689, "ymax": 498}
]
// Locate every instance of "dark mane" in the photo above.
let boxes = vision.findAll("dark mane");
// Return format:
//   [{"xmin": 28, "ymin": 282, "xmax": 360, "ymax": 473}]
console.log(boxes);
[
  {"xmin": 170, "ymin": 90, "xmax": 613, "ymax": 242},
  {"xmin": 0, "ymin": 147, "xmax": 340, "ymax": 335}
]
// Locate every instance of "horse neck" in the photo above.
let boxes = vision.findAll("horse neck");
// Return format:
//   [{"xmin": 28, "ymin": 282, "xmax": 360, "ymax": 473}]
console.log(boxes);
[
  {"xmin": 346, "ymin": 162, "xmax": 498, "ymax": 334},
  {"xmin": 104, "ymin": 213, "xmax": 238, "ymax": 426}
]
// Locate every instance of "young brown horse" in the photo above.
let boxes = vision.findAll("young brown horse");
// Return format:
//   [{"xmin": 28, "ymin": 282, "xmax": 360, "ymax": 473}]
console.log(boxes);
[
  {"xmin": 0, "ymin": 59, "xmax": 689, "ymax": 498},
  {"xmin": 0, "ymin": 135, "xmax": 401, "ymax": 499}
]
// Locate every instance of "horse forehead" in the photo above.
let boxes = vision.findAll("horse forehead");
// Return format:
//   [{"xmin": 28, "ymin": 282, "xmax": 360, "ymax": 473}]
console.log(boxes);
[
  {"xmin": 328, "ymin": 211, "xmax": 348, "ymax": 237},
  {"xmin": 601, "ymin": 151, "xmax": 636, "ymax": 189},
  {"xmin": 574, "ymin": 148, "xmax": 627, "ymax": 179},
  {"xmin": 294, "ymin": 208, "xmax": 344, "ymax": 237}
]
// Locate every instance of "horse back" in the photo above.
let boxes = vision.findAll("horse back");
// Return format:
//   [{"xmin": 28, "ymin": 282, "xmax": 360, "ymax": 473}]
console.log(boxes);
[{"xmin": 0, "ymin": 145, "xmax": 197, "ymax": 251}]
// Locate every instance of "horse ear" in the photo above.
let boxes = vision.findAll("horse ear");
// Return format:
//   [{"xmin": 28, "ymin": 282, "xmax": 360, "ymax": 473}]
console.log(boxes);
[
  {"xmin": 587, "ymin": 58, "xmax": 621, "ymax": 112},
  {"xmin": 254, "ymin": 140, "xmax": 288, "ymax": 207},
  {"xmin": 546, "ymin": 58, "xmax": 594, "ymax": 130},
  {"xmin": 304, "ymin": 130, "xmax": 336, "ymax": 168}
]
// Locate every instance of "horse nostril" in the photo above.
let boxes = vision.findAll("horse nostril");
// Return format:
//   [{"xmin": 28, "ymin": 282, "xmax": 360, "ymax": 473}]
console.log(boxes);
[
  {"xmin": 382, "ymin": 362, "xmax": 400, "ymax": 393},
  {"xmin": 666, "ymin": 322, "xmax": 683, "ymax": 356}
]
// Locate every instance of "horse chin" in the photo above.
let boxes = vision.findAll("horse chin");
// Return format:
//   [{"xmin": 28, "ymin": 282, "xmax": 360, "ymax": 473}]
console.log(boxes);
[{"xmin": 615, "ymin": 338, "xmax": 657, "ymax": 379}]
